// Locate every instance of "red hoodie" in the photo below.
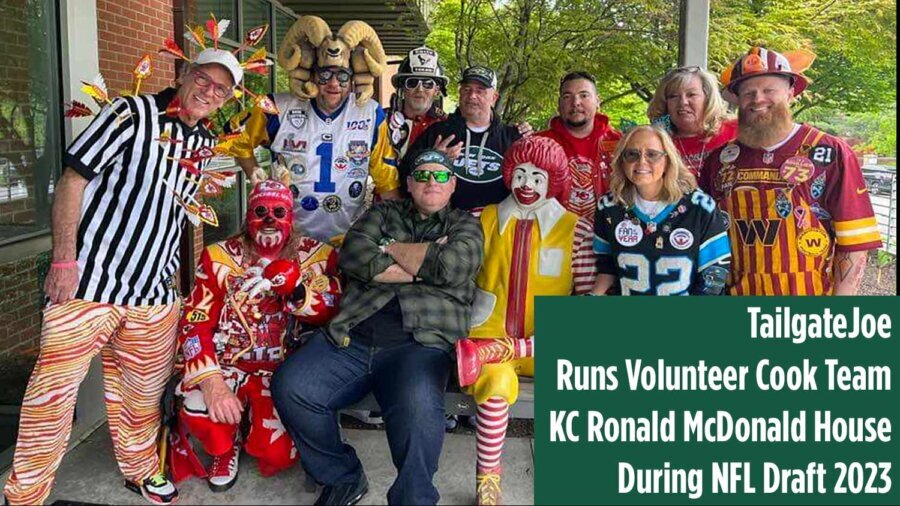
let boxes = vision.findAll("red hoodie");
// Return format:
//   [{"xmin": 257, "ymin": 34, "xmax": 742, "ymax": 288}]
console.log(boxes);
[{"xmin": 538, "ymin": 114, "xmax": 621, "ymax": 219}]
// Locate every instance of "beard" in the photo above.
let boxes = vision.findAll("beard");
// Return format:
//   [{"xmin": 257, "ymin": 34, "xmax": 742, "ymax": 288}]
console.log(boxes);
[
  {"xmin": 564, "ymin": 117, "xmax": 589, "ymax": 129},
  {"xmin": 738, "ymin": 101, "xmax": 794, "ymax": 148}
]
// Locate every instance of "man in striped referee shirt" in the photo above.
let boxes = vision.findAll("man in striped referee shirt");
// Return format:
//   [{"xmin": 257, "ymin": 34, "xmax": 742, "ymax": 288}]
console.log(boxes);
[{"xmin": 4, "ymin": 49, "xmax": 243, "ymax": 506}]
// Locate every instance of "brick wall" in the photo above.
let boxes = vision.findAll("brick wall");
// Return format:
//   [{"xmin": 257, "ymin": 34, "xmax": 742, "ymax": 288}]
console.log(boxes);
[
  {"xmin": 0, "ymin": 252, "xmax": 48, "ymax": 363},
  {"xmin": 96, "ymin": 0, "xmax": 176, "ymax": 96}
]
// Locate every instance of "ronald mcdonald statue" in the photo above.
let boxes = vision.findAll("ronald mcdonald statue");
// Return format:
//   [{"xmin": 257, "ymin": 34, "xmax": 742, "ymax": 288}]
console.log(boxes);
[{"xmin": 456, "ymin": 136, "xmax": 595, "ymax": 504}]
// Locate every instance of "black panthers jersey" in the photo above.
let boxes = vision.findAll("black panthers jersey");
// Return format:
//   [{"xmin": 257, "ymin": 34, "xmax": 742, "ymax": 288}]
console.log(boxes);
[{"xmin": 593, "ymin": 189, "xmax": 731, "ymax": 295}]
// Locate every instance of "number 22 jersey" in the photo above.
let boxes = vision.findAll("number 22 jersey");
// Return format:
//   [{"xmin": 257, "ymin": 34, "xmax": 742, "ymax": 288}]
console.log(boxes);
[{"xmin": 593, "ymin": 189, "xmax": 731, "ymax": 295}]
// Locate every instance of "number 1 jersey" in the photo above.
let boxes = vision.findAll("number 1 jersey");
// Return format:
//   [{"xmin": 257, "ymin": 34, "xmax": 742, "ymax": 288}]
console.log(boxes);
[{"xmin": 230, "ymin": 93, "xmax": 400, "ymax": 244}]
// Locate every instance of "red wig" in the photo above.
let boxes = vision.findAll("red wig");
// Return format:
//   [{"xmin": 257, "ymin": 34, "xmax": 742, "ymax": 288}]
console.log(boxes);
[{"xmin": 501, "ymin": 136, "xmax": 571, "ymax": 203}]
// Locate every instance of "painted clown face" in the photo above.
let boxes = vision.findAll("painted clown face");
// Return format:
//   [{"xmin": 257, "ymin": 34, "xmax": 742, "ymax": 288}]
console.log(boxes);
[
  {"xmin": 510, "ymin": 162, "xmax": 550, "ymax": 211},
  {"xmin": 247, "ymin": 181, "xmax": 293, "ymax": 259}
]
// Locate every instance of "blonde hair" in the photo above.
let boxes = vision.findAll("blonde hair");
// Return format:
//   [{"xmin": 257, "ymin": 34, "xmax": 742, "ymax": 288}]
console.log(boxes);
[
  {"xmin": 608, "ymin": 125, "xmax": 697, "ymax": 207},
  {"xmin": 646, "ymin": 67, "xmax": 731, "ymax": 138}
]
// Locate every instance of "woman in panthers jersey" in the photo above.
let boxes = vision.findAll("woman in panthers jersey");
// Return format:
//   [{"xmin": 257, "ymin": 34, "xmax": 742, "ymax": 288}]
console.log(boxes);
[{"xmin": 591, "ymin": 125, "xmax": 731, "ymax": 295}]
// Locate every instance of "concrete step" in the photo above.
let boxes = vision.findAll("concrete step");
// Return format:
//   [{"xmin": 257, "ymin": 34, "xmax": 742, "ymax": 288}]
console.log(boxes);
[{"xmin": 39, "ymin": 423, "xmax": 534, "ymax": 505}]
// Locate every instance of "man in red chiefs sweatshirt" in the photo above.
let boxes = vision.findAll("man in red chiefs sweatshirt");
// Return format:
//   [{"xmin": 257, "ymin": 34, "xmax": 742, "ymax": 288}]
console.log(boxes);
[{"xmin": 538, "ymin": 71, "xmax": 622, "ymax": 221}]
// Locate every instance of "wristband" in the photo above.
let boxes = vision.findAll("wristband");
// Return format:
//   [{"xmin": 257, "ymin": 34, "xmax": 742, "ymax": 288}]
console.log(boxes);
[{"xmin": 51, "ymin": 261, "xmax": 78, "ymax": 269}]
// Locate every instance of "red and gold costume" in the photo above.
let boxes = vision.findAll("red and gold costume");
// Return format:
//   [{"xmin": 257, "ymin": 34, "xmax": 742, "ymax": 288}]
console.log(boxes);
[
  {"xmin": 456, "ymin": 136, "xmax": 595, "ymax": 505},
  {"xmin": 168, "ymin": 182, "xmax": 341, "ymax": 483},
  {"xmin": 537, "ymin": 114, "xmax": 621, "ymax": 220}
]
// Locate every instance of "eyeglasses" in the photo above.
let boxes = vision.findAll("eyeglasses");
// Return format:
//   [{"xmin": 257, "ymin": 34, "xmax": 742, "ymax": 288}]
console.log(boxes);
[
  {"xmin": 254, "ymin": 205, "xmax": 289, "ymax": 219},
  {"xmin": 411, "ymin": 169, "xmax": 453, "ymax": 183},
  {"xmin": 404, "ymin": 77, "xmax": 436, "ymax": 90},
  {"xmin": 191, "ymin": 70, "xmax": 233, "ymax": 99},
  {"xmin": 663, "ymin": 65, "xmax": 702, "ymax": 80},
  {"xmin": 316, "ymin": 68, "xmax": 352, "ymax": 85},
  {"xmin": 622, "ymin": 148, "xmax": 667, "ymax": 164}
]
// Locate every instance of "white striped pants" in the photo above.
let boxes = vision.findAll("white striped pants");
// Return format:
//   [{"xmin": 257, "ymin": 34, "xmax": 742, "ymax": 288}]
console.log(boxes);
[{"xmin": 4, "ymin": 299, "xmax": 179, "ymax": 505}]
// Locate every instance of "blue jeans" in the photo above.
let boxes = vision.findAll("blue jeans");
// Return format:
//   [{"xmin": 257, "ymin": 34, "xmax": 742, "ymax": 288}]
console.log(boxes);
[{"xmin": 271, "ymin": 331, "xmax": 451, "ymax": 505}]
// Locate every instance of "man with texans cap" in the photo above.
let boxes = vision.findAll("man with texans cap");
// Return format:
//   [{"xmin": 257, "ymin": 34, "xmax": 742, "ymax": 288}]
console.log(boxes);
[
  {"xmin": 699, "ymin": 46, "xmax": 881, "ymax": 295},
  {"xmin": 386, "ymin": 46, "xmax": 450, "ymax": 159},
  {"xmin": 167, "ymin": 180, "xmax": 341, "ymax": 493}
]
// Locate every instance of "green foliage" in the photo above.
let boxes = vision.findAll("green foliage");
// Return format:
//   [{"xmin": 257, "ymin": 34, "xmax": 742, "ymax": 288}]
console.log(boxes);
[
  {"xmin": 426, "ymin": 0, "xmax": 897, "ymax": 133},
  {"xmin": 804, "ymin": 106, "xmax": 897, "ymax": 156}
]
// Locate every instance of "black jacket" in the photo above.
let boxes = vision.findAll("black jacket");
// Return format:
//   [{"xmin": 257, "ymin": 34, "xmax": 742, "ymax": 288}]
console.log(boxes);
[{"xmin": 401, "ymin": 109, "xmax": 522, "ymax": 211}]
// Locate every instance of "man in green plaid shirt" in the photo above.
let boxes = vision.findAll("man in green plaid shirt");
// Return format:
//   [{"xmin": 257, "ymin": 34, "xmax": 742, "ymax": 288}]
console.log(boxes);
[{"xmin": 272, "ymin": 149, "xmax": 484, "ymax": 505}]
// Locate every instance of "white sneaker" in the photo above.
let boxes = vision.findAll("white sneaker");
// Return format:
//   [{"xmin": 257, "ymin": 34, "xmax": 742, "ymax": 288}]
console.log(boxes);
[
  {"xmin": 207, "ymin": 445, "xmax": 240, "ymax": 492},
  {"xmin": 343, "ymin": 409, "xmax": 383, "ymax": 425}
]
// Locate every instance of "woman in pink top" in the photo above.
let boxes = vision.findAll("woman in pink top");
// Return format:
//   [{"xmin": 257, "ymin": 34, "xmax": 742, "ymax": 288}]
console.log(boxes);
[{"xmin": 647, "ymin": 66, "xmax": 737, "ymax": 178}]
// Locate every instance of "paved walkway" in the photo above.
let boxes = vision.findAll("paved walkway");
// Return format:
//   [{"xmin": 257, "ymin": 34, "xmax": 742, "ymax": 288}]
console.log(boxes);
[{"xmin": 10, "ymin": 423, "xmax": 533, "ymax": 505}]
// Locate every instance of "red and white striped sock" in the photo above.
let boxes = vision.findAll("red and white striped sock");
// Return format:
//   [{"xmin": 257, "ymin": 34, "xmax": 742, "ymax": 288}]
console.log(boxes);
[
  {"xmin": 476, "ymin": 396, "xmax": 509, "ymax": 472},
  {"xmin": 514, "ymin": 337, "xmax": 533, "ymax": 359}
]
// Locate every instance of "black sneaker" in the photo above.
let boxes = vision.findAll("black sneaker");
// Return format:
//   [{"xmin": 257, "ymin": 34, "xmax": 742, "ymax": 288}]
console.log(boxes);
[
  {"xmin": 313, "ymin": 472, "xmax": 368, "ymax": 506},
  {"xmin": 124, "ymin": 473, "xmax": 179, "ymax": 505}
]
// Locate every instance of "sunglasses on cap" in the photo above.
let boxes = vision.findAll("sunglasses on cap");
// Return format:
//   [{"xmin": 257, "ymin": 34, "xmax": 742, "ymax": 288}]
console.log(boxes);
[
  {"xmin": 622, "ymin": 148, "xmax": 667, "ymax": 164},
  {"xmin": 315, "ymin": 68, "xmax": 352, "ymax": 85},
  {"xmin": 411, "ymin": 169, "xmax": 454, "ymax": 183},
  {"xmin": 254, "ymin": 205, "xmax": 289, "ymax": 218},
  {"xmin": 404, "ymin": 77, "xmax": 437, "ymax": 90}
]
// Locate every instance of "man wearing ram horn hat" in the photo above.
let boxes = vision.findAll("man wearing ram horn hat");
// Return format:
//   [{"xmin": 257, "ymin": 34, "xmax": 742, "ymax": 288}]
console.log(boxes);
[{"xmin": 227, "ymin": 16, "xmax": 401, "ymax": 248}]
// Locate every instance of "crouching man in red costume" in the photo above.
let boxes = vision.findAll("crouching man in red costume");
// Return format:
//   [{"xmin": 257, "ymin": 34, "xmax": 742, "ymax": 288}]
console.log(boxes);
[
  {"xmin": 168, "ymin": 180, "xmax": 341, "ymax": 492},
  {"xmin": 456, "ymin": 136, "xmax": 595, "ymax": 504}
]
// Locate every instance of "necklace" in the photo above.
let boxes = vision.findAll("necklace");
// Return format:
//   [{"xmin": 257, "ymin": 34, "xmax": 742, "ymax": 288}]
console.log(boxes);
[{"xmin": 674, "ymin": 133, "xmax": 708, "ymax": 173}]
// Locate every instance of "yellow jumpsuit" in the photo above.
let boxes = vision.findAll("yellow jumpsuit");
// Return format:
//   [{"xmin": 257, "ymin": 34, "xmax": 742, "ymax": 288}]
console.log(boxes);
[{"xmin": 467, "ymin": 203, "xmax": 579, "ymax": 404}]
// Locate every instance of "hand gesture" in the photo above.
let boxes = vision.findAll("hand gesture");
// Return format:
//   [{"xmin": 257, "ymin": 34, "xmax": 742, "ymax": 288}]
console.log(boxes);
[
  {"xmin": 433, "ymin": 134, "xmax": 464, "ymax": 160},
  {"xmin": 516, "ymin": 121, "xmax": 534, "ymax": 137}
]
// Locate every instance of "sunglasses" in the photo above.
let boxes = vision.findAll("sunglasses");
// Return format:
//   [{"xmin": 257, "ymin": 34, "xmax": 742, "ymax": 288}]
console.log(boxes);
[
  {"xmin": 404, "ymin": 77, "xmax": 436, "ymax": 90},
  {"xmin": 622, "ymin": 148, "xmax": 667, "ymax": 164},
  {"xmin": 254, "ymin": 205, "xmax": 289, "ymax": 219},
  {"xmin": 191, "ymin": 70, "xmax": 233, "ymax": 99},
  {"xmin": 663, "ymin": 65, "xmax": 702, "ymax": 80},
  {"xmin": 411, "ymin": 169, "xmax": 453, "ymax": 183},
  {"xmin": 316, "ymin": 68, "xmax": 352, "ymax": 85}
]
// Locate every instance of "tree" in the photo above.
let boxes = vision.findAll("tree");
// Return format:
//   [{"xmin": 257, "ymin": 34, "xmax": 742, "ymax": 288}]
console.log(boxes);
[{"xmin": 425, "ymin": 0, "xmax": 897, "ymax": 128}]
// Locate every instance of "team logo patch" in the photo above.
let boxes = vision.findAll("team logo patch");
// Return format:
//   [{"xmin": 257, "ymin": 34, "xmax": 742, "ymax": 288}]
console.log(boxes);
[
  {"xmin": 288, "ymin": 109, "xmax": 307, "ymax": 129},
  {"xmin": 716, "ymin": 165, "xmax": 737, "ymax": 194},
  {"xmin": 300, "ymin": 196, "xmax": 319, "ymax": 211},
  {"xmin": 349, "ymin": 181, "xmax": 364, "ymax": 199},
  {"xmin": 322, "ymin": 195, "xmax": 342, "ymax": 213},
  {"xmin": 810, "ymin": 202, "xmax": 832, "ymax": 220},
  {"xmin": 669, "ymin": 228, "xmax": 694, "ymax": 250},
  {"xmin": 182, "ymin": 336, "xmax": 202, "ymax": 360},
  {"xmin": 291, "ymin": 163, "xmax": 307, "ymax": 178},
  {"xmin": 775, "ymin": 189, "xmax": 793, "ymax": 218},
  {"xmin": 780, "ymin": 156, "xmax": 814, "ymax": 184},
  {"xmin": 347, "ymin": 167, "xmax": 367, "ymax": 179},
  {"xmin": 321, "ymin": 133, "xmax": 333, "ymax": 142},
  {"xmin": 309, "ymin": 275, "xmax": 330, "ymax": 292},
  {"xmin": 186, "ymin": 310, "xmax": 209, "ymax": 323},
  {"xmin": 282, "ymin": 133, "xmax": 307, "ymax": 152},
  {"xmin": 797, "ymin": 228, "xmax": 830, "ymax": 257},
  {"xmin": 615, "ymin": 220, "xmax": 643, "ymax": 247},
  {"xmin": 453, "ymin": 146, "xmax": 504, "ymax": 183},
  {"xmin": 333, "ymin": 157, "xmax": 349, "ymax": 172},
  {"xmin": 720, "ymin": 144, "xmax": 740, "ymax": 164},
  {"xmin": 810, "ymin": 172, "xmax": 826, "ymax": 200},
  {"xmin": 347, "ymin": 140, "xmax": 370, "ymax": 164},
  {"xmin": 810, "ymin": 145, "xmax": 834, "ymax": 166}
]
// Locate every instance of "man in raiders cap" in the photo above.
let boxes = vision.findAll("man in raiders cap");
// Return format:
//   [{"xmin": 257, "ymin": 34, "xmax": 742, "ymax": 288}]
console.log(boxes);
[{"xmin": 386, "ymin": 46, "xmax": 451, "ymax": 159}]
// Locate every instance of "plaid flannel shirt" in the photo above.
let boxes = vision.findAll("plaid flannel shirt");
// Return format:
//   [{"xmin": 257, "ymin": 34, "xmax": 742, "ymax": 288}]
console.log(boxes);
[{"xmin": 326, "ymin": 199, "xmax": 484, "ymax": 352}]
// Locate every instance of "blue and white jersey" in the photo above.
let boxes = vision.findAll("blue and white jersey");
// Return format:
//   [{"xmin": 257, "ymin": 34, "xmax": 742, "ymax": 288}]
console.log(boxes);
[
  {"xmin": 593, "ymin": 189, "xmax": 731, "ymax": 295},
  {"xmin": 233, "ymin": 93, "xmax": 399, "ymax": 244}
]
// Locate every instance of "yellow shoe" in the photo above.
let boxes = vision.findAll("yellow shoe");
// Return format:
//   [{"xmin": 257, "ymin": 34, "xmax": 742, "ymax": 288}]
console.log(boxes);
[{"xmin": 476, "ymin": 467, "xmax": 502, "ymax": 505}]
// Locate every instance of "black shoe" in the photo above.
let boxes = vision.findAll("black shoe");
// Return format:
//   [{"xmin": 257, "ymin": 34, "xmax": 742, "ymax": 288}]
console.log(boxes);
[{"xmin": 313, "ymin": 472, "xmax": 368, "ymax": 506}]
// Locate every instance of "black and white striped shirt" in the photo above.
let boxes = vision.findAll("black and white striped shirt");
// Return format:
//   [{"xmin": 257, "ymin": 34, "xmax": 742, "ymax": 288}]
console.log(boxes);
[{"xmin": 63, "ymin": 88, "xmax": 217, "ymax": 306}]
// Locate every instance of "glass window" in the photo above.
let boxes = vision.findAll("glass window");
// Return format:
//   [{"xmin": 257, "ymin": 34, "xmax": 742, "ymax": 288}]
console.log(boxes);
[
  {"xmin": 192, "ymin": 0, "xmax": 237, "ymax": 38},
  {"xmin": 202, "ymin": 173, "xmax": 245, "ymax": 244},
  {"xmin": 0, "ymin": 0, "xmax": 61, "ymax": 245},
  {"xmin": 242, "ymin": 0, "xmax": 272, "ymax": 52},
  {"xmin": 274, "ymin": 8, "xmax": 297, "ymax": 93}
]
